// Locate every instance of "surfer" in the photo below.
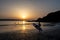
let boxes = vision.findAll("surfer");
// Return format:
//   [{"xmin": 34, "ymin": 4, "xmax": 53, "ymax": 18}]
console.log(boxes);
[{"xmin": 33, "ymin": 22, "xmax": 42, "ymax": 32}]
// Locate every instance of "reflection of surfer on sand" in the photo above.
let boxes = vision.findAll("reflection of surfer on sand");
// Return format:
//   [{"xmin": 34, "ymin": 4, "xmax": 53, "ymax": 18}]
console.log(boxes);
[{"xmin": 32, "ymin": 18, "xmax": 42, "ymax": 32}]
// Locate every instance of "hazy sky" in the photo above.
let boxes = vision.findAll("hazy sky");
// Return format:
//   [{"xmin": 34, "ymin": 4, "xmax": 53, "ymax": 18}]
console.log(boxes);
[{"xmin": 0, "ymin": 0, "xmax": 60, "ymax": 20}]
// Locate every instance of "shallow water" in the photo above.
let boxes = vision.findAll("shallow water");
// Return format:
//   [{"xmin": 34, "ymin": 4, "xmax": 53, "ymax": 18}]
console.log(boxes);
[
  {"xmin": 0, "ymin": 21, "xmax": 59, "ymax": 33},
  {"xmin": 0, "ymin": 21, "xmax": 60, "ymax": 40}
]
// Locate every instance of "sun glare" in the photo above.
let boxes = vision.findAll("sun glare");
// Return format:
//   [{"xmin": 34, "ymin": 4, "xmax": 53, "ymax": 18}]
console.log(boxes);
[
  {"xmin": 22, "ymin": 15, "xmax": 26, "ymax": 19},
  {"xmin": 22, "ymin": 21, "xmax": 26, "ymax": 24},
  {"xmin": 22, "ymin": 21, "xmax": 26, "ymax": 30},
  {"xmin": 22, "ymin": 25, "xmax": 26, "ymax": 30},
  {"xmin": 19, "ymin": 9, "xmax": 29, "ymax": 19},
  {"xmin": 21, "ymin": 12, "xmax": 27, "ymax": 19}
]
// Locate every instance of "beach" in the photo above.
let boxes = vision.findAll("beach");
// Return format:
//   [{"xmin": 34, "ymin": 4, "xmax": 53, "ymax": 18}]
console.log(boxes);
[
  {"xmin": 0, "ymin": 28, "xmax": 60, "ymax": 40},
  {"xmin": 0, "ymin": 21, "xmax": 60, "ymax": 40}
]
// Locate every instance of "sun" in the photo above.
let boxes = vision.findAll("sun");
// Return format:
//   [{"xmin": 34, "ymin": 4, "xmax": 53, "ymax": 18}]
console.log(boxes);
[
  {"xmin": 22, "ymin": 14, "xmax": 27, "ymax": 19},
  {"xmin": 16, "ymin": 8, "xmax": 30, "ymax": 20},
  {"xmin": 22, "ymin": 16, "xmax": 26, "ymax": 18},
  {"xmin": 18, "ymin": 9, "xmax": 28, "ymax": 19}
]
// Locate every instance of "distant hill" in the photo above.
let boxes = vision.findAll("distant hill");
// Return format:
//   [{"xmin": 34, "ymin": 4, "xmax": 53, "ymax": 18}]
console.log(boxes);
[{"xmin": 36, "ymin": 10, "xmax": 60, "ymax": 22}]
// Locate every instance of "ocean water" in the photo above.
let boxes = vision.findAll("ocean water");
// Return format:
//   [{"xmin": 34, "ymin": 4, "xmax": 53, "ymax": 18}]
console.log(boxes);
[
  {"xmin": 0, "ymin": 21, "xmax": 60, "ymax": 40},
  {"xmin": 0, "ymin": 21, "xmax": 59, "ymax": 33}
]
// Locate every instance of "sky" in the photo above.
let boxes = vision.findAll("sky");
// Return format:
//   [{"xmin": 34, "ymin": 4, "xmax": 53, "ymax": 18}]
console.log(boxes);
[{"xmin": 0, "ymin": 0, "xmax": 60, "ymax": 20}]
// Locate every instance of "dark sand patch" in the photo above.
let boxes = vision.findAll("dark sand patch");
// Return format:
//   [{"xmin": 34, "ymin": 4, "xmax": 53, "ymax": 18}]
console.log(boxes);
[{"xmin": 0, "ymin": 29, "xmax": 60, "ymax": 40}]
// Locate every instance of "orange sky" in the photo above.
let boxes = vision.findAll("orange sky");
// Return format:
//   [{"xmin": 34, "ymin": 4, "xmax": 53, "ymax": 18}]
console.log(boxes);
[{"xmin": 0, "ymin": 0, "xmax": 60, "ymax": 20}]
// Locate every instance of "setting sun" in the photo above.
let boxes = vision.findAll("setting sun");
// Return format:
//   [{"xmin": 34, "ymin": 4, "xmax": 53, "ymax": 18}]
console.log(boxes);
[
  {"xmin": 22, "ymin": 16, "xmax": 26, "ymax": 19},
  {"xmin": 22, "ymin": 14, "xmax": 27, "ymax": 19},
  {"xmin": 19, "ymin": 9, "xmax": 29, "ymax": 19}
]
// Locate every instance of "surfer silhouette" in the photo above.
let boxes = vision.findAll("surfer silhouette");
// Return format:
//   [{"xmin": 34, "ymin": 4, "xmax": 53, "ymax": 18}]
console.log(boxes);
[{"xmin": 33, "ymin": 22, "xmax": 42, "ymax": 32}]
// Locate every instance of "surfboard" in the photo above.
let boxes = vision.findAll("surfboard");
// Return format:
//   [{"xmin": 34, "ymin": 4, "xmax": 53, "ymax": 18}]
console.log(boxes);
[{"xmin": 33, "ymin": 23, "xmax": 42, "ymax": 31}]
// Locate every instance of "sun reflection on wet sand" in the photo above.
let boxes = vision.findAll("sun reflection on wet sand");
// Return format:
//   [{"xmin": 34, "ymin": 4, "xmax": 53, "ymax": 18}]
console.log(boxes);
[
  {"xmin": 22, "ymin": 21, "xmax": 26, "ymax": 30},
  {"xmin": 22, "ymin": 25, "xmax": 26, "ymax": 30},
  {"xmin": 22, "ymin": 21, "xmax": 26, "ymax": 25}
]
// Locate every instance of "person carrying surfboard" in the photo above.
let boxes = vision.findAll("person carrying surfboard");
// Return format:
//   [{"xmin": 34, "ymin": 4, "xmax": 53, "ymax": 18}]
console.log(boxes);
[{"xmin": 32, "ymin": 18, "xmax": 42, "ymax": 32}]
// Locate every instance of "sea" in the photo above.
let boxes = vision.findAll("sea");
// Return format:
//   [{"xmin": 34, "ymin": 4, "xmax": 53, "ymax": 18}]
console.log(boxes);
[{"xmin": 0, "ymin": 21, "xmax": 60, "ymax": 40}]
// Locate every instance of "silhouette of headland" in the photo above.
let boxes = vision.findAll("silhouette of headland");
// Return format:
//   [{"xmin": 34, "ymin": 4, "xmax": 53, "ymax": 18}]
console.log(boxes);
[{"xmin": 36, "ymin": 10, "xmax": 60, "ymax": 22}]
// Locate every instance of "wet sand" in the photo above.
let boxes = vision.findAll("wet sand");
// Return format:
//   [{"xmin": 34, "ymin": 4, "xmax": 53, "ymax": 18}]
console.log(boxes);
[{"xmin": 0, "ymin": 29, "xmax": 60, "ymax": 40}]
